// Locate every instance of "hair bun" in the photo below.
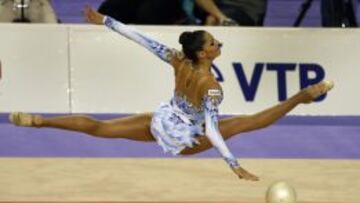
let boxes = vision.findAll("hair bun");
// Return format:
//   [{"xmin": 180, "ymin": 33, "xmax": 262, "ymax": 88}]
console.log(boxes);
[{"xmin": 179, "ymin": 31, "xmax": 193, "ymax": 45}]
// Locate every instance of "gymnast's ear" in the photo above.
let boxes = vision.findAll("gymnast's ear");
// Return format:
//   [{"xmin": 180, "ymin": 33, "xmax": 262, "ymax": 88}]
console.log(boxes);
[{"xmin": 197, "ymin": 50, "xmax": 206, "ymax": 60}]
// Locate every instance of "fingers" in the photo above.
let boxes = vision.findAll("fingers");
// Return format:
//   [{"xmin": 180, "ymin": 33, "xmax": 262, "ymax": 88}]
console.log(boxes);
[
  {"xmin": 232, "ymin": 167, "xmax": 259, "ymax": 181},
  {"xmin": 248, "ymin": 174, "xmax": 259, "ymax": 181},
  {"xmin": 236, "ymin": 170, "xmax": 259, "ymax": 181},
  {"xmin": 83, "ymin": 5, "xmax": 96, "ymax": 23},
  {"xmin": 83, "ymin": 5, "xmax": 91, "ymax": 14},
  {"xmin": 84, "ymin": 4, "xmax": 93, "ymax": 13},
  {"xmin": 83, "ymin": 5, "xmax": 91, "ymax": 22},
  {"xmin": 239, "ymin": 173, "xmax": 259, "ymax": 181}
]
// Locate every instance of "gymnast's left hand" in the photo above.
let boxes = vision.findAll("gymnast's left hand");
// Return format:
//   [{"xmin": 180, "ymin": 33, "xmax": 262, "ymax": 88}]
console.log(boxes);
[
  {"xmin": 232, "ymin": 166, "xmax": 259, "ymax": 181},
  {"xmin": 83, "ymin": 5, "xmax": 105, "ymax": 25}
]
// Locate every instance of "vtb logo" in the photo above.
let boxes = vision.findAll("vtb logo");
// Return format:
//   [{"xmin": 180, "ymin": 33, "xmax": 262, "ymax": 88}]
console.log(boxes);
[
  {"xmin": 233, "ymin": 62, "xmax": 326, "ymax": 102},
  {"xmin": 213, "ymin": 62, "xmax": 327, "ymax": 102}
]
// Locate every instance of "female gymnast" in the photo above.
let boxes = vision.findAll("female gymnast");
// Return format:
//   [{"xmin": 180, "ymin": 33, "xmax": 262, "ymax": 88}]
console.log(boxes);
[{"xmin": 9, "ymin": 6, "xmax": 334, "ymax": 181}]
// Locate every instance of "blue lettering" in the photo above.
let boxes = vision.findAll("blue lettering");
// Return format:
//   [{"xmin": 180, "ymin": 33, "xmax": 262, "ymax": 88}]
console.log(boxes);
[
  {"xmin": 211, "ymin": 64, "xmax": 224, "ymax": 82},
  {"xmin": 233, "ymin": 63, "xmax": 264, "ymax": 101},
  {"xmin": 299, "ymin": 63, "xmax": 326, "ymax": 102},
  {"xmin": 267, "ymin": 63, "xmax": 296, "ymax": 101}
]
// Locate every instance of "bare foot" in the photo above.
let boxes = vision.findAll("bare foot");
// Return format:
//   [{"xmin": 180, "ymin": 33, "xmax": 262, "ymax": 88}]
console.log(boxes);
[{"xmin": 302, "ymin": 80, "xmax": 334, "ymax": 103}]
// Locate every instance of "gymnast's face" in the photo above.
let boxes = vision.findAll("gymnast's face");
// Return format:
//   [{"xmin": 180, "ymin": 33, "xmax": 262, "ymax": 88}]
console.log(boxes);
[{"xmin": 198, "ymin": 32, "xmax": 222, "ymax": 61}]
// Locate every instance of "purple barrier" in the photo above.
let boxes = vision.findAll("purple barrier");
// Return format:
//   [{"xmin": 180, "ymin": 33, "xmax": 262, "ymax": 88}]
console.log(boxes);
[{"xmin": 0, "ymin": 113, "xmax": 359, "ymax": 159}]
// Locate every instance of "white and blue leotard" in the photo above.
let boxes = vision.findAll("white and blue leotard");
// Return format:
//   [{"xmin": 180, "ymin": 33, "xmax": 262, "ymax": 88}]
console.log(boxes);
[{"xmin": 103, "ymin": 16, "xmax": 240, "ymax": 169}]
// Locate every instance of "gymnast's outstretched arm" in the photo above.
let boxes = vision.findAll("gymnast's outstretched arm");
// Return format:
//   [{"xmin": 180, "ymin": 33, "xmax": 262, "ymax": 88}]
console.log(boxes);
[
  {"xmin": 203, "ymin": 91, "xmax": 259, "ymax": 181},
  {"xmin": 84, "ymin": 6, "xmax": 181, "ymax": 66}
]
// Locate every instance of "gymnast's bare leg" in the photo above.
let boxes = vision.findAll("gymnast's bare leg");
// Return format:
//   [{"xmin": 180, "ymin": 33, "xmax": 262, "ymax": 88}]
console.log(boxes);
[
  {"xmin": 181, "ymin": 81, "xmax": 334, "ymax": 155},
  {"xmin": 10, "ymin": 81, "xmax": 333, "ymax": 151},
  {"xmin": 10, "ymin": 113, "xmax": 155, "ymax": 142}
]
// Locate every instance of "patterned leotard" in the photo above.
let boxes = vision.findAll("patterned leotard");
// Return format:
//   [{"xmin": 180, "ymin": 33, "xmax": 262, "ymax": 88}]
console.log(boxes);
[{"xmin": 104, "ymin": 16, "xmax": 240, "ymax": 169}]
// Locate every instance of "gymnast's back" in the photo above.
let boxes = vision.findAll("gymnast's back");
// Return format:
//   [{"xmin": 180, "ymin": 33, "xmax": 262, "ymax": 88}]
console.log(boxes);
[{"xmin": 170, "ymin": 55, "xmax": 223, "ymax": 116}]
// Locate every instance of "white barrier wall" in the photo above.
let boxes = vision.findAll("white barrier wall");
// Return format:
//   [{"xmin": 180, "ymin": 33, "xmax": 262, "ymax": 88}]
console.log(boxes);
[
  {"xmin": 0, "ymin": 24, "xmax": 359, "ymax": 115},
  {"xmin": 69, "ymin": 26, "xmax": 175, "ymax": 114},
  {"xmin": 0, "ymin": 24, "xmax": 70, "ymax": 113}
]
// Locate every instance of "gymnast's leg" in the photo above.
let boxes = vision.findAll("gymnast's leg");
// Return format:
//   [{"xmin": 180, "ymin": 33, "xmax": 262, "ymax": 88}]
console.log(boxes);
[
  {"xmin": 181, "ymin": 81, "xmax": 334, "ymax": 155},
  {"xmin": 9, "ymin": 113, "xmax": 155, "ymax": 141}
]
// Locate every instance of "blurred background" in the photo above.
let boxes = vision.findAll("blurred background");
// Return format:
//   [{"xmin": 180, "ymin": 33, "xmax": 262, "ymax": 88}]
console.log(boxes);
[{"xmin": 0, "ymin": 0, "xmax": 359, "ymax": 27}]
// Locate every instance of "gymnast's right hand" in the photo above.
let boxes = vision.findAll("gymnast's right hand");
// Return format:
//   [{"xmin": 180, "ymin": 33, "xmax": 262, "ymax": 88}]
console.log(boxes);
[
  {"xmin": 84, "ymin": 5, "xmax": 104, "ymax": 25},
  {"xmin": 232, "ymin": 166, "xmax": 259, "ymax": 181}
]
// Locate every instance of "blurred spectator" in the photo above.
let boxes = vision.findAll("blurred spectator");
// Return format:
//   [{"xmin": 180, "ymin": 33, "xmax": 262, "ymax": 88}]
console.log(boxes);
[
  {"xmin": 215, "ymin": 0, "xmax": 267, "ymax": 26},
  {"xmin": 97, "ymin": 0, "xmax": 142, "ymax": 24},
  {"xmin": 194, "ymin": 0, "xmax": 238, "ymax": 25},
  {"xmin": 0, "ymin": 0, "xmax": 58, "ymax": 23},
  {"xmin": 97, "ymin": 0, "xmax": 233, "ymax": 25},
  {"xmin": 98, "ymin": 0, "xmax": 191, "ymax": 25},
  {"xmin": 134, "ymin": 0, "xmax": 192, "ymax": 24},
  {"xmin": 195, "ymin": 0, "xmax": 267, "ymax": 26},
  {"xmin": 321, "ymin": 0, "xmax": 358, "ymax": 27}
]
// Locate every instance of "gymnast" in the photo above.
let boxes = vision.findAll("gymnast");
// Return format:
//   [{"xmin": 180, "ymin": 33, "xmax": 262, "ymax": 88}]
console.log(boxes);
[{"xmin": 9, "ymin": 6, "xmax": 334, "ymax": 181}]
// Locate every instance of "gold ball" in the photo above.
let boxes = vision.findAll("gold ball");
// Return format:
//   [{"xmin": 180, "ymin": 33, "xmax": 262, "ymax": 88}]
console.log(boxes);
[{"xmin": 266, "ymin": 181, "xmax": 297, "ymax": 203}]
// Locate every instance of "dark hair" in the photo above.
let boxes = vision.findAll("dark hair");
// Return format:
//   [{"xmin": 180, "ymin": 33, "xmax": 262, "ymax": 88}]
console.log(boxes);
[{"xmin": 179, "ymin": 30, "xmax": 206, "ymax": 62}]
